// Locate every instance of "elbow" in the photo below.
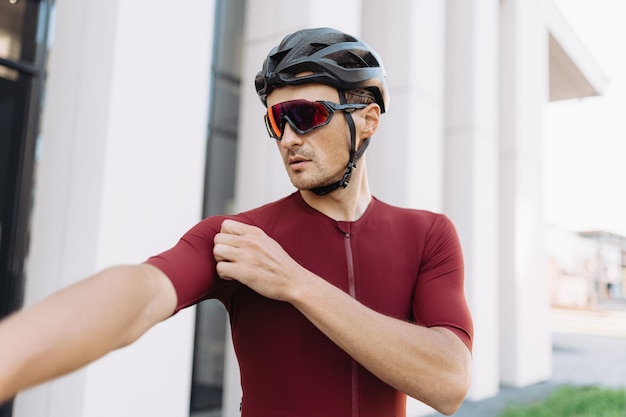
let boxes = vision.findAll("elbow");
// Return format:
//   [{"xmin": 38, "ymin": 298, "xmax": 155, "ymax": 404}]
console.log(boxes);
[
  {"xmin": 441, "ymin": 374, "xmax": 470, "ymax": 416},
  {"xmin": 435, "ymin": 396, "xmax": 465, "ymax": 416},
  {"xmin": 429, "ymin": 385, "xmax": 469, "ymax": 416},
  {"xmin": 408, "ymin": 389, "xmax": 466, "ymax": 416},
  {"xmin": 417, "ymin": 364, "xmax": 471, "ymax": 416},
  {"xmin": 433, "ymin": 335, "xmax": 473, "ymax": 415}
]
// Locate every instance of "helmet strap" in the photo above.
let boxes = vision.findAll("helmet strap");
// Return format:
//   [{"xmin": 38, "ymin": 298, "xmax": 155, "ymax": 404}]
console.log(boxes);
[{"xmin": 311, "ymin": 90, "xmax": 370, "ymax": 196}]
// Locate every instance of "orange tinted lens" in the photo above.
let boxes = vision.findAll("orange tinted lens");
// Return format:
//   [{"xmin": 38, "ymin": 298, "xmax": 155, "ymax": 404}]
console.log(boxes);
[{"xmin": 266, "ymin": 107, "xmax": 282, "ymax": 138}]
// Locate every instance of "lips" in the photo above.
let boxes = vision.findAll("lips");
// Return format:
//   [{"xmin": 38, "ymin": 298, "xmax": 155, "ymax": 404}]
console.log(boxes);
[
  {"xmin": 287, "ymin": 155, "xmax": 310, "ymax": 170},
  {"xmin": 288, "ymin": 156, "xmax": 308, "ymax": 164}
]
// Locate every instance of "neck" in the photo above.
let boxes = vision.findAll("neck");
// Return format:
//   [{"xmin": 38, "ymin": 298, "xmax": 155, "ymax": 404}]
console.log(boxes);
[{"xmin": 300, "ymin": 165, "xmax": 371, "ymax": 221}]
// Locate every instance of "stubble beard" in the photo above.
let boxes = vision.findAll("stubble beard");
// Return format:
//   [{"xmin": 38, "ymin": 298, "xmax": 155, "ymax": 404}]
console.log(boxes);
[
  {"xmin": 289, "ymin": 170, "xmax": 342, "ymax": 191},
  {"xmin": 284, "ymin": 149, "xmax": 344, "ymax": 191}
]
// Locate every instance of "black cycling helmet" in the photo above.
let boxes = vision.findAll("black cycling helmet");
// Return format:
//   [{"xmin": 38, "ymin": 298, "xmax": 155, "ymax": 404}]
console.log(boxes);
[
  {"xmin": 255, "ymin": 27, "xmax": 389, "ymax": 113},
  {"xmin": 255, "ymin": 27, "xmax": 389, "ymax": 195}
]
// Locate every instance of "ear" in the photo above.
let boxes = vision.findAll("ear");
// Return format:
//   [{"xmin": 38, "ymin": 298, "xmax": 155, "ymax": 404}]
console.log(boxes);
[{"xmin": 359, "ymin": 103, "xmax": 381, "ymax": 142}]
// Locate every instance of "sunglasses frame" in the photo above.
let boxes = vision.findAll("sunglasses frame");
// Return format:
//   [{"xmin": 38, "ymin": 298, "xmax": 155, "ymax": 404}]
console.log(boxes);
[{"xmin": 264, "ymin": 99, "xmax": 368, "ymax": 140}]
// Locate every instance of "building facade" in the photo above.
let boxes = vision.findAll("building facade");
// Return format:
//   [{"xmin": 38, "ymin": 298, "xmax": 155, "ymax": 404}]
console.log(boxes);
[{"xmin": 1, "ymin": 0, "xmax": 606, "ymax": 416}]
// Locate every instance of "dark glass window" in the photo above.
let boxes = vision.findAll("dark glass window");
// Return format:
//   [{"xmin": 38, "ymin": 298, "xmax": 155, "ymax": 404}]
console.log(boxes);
[
  {"xmin": 190, "ymin": 0, "xmax": 246, "ymax": 416},
  {"xmin": 0, "ymin": 69, "xmax": 31, "ymax": 315},
  {"xmin": 0, "ymin": 1, "xmax": 51, "ymax": 415}
]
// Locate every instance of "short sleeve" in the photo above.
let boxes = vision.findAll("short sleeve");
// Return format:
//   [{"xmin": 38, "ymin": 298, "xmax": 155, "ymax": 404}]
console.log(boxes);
[
  {"xmin": 412, "ymin": 214, "xmax": 473, "ymax": 351},
  {"xmin": 145, "ymin": 215, "xmax": 240, "ymax": 313}
]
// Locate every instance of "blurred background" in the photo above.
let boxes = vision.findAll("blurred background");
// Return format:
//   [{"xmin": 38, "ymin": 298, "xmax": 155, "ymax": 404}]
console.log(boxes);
[{"xmin": 0, "ymin": 1, "xmax": 624, "ymax": 416}]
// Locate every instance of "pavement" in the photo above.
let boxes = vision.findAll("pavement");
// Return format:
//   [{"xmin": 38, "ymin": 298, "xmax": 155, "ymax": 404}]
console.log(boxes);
[{"xmin": 427, "ymin": 303, "xmax": 626, "ymax": 417}]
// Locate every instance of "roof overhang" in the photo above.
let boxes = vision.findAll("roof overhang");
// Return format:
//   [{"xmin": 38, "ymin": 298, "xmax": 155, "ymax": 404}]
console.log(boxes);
[{"xmin": 545, "ymin": 1, "xmax": 609, "ymax": 102}]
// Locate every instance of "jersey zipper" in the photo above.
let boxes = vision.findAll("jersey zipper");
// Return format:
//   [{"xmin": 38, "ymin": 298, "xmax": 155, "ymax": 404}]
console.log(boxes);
[
  {"xmin": 343, "ymin": 230, "xmax": 358, "ymax": 417},
  {"xmin": 344, "ymin": 231, "xmax": 356, "ymax": 298}
]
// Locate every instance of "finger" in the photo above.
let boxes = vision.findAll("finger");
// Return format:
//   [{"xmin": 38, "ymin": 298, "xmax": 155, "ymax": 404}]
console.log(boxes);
[
  {"xmin": 213, "ymin": 231, "xmax": 239, "ymax": 247},
  {"xmin": 213, "ymin": 236, "xmax": 240, "ymax": 259},
  {"xmin": 215, "ymin": 260, "xmax": 235, "ymax": 280},
  {"xmin": 220, "ymin": 219, "xmax": 244, "ymax": 234},
  {"xmin": 220, "ymin": 219, "xmax": 259, "ymax": 235},
  {"xmin": 213, "ymin": 243, "xmax": 228, "ymax": 262}
]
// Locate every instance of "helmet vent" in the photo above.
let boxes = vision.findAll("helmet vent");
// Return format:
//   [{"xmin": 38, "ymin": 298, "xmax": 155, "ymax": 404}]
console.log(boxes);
[
  {"xmin": 325, "ymin": 50, "xmax": 376, "ymax": 69},
  {"xmin": 291, "ymin": 42, "xmax": 329, "ymax": 60}
]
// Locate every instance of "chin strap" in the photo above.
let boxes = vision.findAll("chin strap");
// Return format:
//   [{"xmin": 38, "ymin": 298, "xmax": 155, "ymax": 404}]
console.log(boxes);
[{"xmin": 311, "ymin": 90, "xmax": 371, "ymax": 196}]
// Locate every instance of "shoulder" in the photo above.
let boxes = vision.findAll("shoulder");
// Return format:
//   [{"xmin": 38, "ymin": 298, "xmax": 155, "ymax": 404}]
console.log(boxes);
[
  {"xmin": 233, "ymin": 192, "xmax": 304, "ymax": 228},
  {"xmin": 237, "ymin": 192, "xmax": 300, "ymax": 219},
  {"xmin": 368, "ymin": 198, "xmax": 461, "ymax": 250},
  {"xmin": 370, "ymin": 197, "xmax": 452, "ymax": 229},
  {"xmin": 189, "ymin": 193, "xmax": 301, "ymax": 235}
]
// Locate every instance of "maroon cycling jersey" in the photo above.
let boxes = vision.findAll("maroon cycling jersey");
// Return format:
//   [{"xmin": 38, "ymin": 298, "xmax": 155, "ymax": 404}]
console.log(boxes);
[{"xmin": 147, "ymin": 192, "xmax": 473, "ymax": 417}]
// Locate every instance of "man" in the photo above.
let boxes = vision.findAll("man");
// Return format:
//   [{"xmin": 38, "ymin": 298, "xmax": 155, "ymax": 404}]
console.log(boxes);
[{"xmin": 0, "ymin": 28, "xmax": 472, "ymax": 416}]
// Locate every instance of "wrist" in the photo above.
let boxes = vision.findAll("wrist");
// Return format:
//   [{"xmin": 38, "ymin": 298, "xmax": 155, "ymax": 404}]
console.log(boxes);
[{"xmin": 285, "ymin": 268, "xmax": 317, "ymax": 306}]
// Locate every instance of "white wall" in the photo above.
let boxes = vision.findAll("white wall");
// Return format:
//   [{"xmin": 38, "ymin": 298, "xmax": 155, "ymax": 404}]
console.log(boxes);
[
  {"xmin": 365, "ymin": 0, "xmax": 447, "ymax": 214},
  {"xmin": 444, "ymin": 0, "xmax": 501, "ymax": 401},
  {"xmin": 363, "ymin": 2, "xmax": 448, "ymax": 414},
  {"xmin": 15, "ymin": 1, "xmax": 215, "ymax": 416},
  {"xmin": 499, "ymin": 0, "xmax": 552, "ymax": 387}
]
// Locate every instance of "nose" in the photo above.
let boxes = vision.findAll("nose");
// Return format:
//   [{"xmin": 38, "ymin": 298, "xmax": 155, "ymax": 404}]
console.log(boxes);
[{"xmin": 279, "ymin": 122, "xmax": 303, "ymax": 149}]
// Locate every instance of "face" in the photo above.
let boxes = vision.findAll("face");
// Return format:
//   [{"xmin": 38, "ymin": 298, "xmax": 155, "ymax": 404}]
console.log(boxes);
[{"xmin": 266, "ymin": 84, "xmax": 353, "ymax": 191}]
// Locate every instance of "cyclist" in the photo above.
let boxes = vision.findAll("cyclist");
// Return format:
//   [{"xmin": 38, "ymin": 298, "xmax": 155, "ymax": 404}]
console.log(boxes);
[{"xmin": 0, "ymin": 27, "xmax": 472, "ymax": 417}]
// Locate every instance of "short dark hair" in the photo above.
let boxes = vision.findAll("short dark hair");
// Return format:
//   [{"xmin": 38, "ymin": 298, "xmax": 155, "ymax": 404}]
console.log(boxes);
[{"xmin": 344, "ymin": 89, "xmax": 376, "ymax": 105}]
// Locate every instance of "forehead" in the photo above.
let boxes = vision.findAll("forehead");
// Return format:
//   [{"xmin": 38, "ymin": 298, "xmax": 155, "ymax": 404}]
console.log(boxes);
[{"xmin": 266, "ymin": 84, "xmax": 339, "ymax": 107}]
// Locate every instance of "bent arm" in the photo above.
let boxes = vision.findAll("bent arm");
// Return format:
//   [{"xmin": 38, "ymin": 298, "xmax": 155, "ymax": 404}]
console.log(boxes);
[
  {"xmin": 214, "ymin": 220, "xmax": 472, "ymax": 415},
  {"xmin": 290, "ymin": 273, "xmax": 471, "ymax": 416},
  {"xmin": 0, "ymin": 263, "xmax": 176, "ymax": 403}
]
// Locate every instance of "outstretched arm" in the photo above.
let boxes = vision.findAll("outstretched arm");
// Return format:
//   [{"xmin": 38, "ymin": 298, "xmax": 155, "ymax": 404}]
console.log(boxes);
[
  {"xmin": 214, "ymin": 220, "xmax": 471, "ymax": 416},
  {"xmin": 0, "ymin": 263, "xmax": 176, "ymax": 403}
]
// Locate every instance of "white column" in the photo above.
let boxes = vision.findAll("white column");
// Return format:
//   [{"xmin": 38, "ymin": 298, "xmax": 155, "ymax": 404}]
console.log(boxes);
[
  {"xmin": 364, "ymin": 0, "xmax": 446, "ymax": 212},
  {"xmin": 15, "ymin": 1, "xmax": 214, "ymax": 416},
  {"xmin": 363, "ymin": 3, "xmax": 447, "ymax": 415},
  {"xmin": 444, "ymin": 0, "xmax": 501, "ymax": 401},
  {"xmin": 499, "ymin": 0, "xmax": 552, "ymax": 387}
]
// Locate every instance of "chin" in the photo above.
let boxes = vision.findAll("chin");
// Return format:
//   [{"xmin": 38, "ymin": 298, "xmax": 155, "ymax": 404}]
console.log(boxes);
[{"xmin": 288, "ymin": 172, "xmax": 339, "ymax": 191}]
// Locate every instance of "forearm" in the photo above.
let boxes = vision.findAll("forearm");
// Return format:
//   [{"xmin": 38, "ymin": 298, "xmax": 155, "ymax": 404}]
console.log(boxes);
[
  {"xmin": 0, "ymin": 264, "xmax": 176, "ymax": 403},
  {"xmin": 212, "ymin": 219, "xmax": 471, "ymax": 413},
  {"xmin": 290, "ymin": 272, "xmax": 471, "ymax": 415}
]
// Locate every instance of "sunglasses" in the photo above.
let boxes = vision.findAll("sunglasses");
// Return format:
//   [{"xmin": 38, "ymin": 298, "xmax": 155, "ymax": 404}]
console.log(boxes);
[{"xmin": 264, "ymin": 99, "xmax": 368, "ymax": 139}]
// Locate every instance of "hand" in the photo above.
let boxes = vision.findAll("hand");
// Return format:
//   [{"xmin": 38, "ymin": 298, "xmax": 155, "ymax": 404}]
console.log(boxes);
[{"xmin": 213, "ymin": 219, "xmax": 305, "ymax": 301}]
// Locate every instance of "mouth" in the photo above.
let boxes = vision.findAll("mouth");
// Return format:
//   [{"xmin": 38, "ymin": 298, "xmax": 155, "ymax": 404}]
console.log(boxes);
[{"xmin": 287, "ymin": 156, "xmax": 311, "ymax": 170}]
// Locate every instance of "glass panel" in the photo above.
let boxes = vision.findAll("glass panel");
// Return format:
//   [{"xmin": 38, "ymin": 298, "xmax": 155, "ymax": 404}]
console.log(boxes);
[
  {"xmin": 190, "ymin": 299, "xmax": 227, "ymax": 416},
  {"xmin": 213, "ymin": 0, "xmax": 245, "ymax": 79},
  {"xmin": 0, "ymin": 67, "xmax": 32, "ymax": 319},
  {"xmin": 190, "ymin": 0, "xmax": 246, "ymax": 415},
  {"xmin": 0, "ymin": 3, "xmax": 48, "ymax": 416},
  {"xmin": 0, "ymin": 0, "xmax": 41, "ymax": 63}
]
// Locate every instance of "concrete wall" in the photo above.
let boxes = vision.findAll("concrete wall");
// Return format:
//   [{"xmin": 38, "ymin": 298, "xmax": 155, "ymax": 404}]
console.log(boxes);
[
  {"xmin": 444, "ymin": 0, "xmax": 501, "ymax": 401},
  {"xmin": 499, "ymin": 0, "xmax": 552, "ymax": 387},
  {"xmin": 15, "ymin": 1, "xmax": 215, "ymax": 416}
]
